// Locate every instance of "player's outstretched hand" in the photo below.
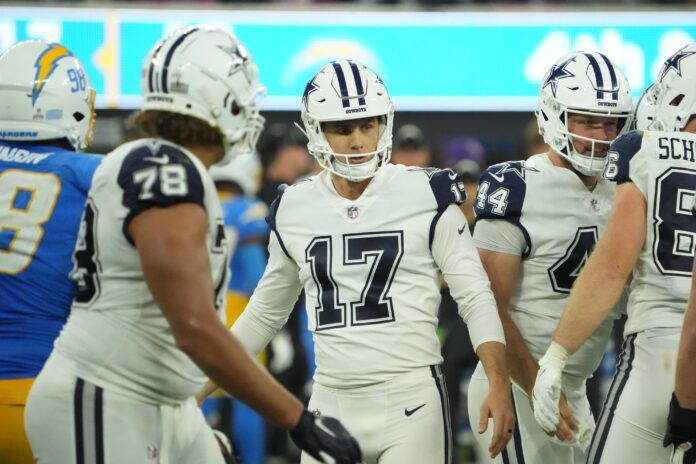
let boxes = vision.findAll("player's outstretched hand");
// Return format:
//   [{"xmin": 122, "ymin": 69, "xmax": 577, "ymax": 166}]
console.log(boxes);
[
  {"xmin": 664, "ymin": 394, "xmax": 696, "ymax": 464},
  {"xmin": 478, "ymin": 384, "xmax": 516, "ymax": 459},
  {"xmin": 289, "ymin": 409, "xmax": 362, "ymax": 464},
  {"xmin": 532, "ymin": 356, "xmax": 564, "ymax": 434}
]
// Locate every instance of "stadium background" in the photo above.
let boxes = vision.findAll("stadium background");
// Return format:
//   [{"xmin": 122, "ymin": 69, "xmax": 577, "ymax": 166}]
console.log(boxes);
[{"xmin": 2, "ymin": 4, "xmax": 694, "ymax": 463}]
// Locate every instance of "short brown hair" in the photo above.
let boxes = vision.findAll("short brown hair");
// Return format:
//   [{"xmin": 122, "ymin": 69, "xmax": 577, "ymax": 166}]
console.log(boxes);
[{"xmin": 130, "ymin": 110, "xmax": 223, "ymax": 147}]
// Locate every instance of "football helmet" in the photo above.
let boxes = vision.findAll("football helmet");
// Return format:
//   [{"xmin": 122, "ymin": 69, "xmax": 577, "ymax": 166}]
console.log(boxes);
[
  {"xmin": 634, "ymin": 84, "xmax": 658, "ymax": 131},
  {"xmin": 652, "ymin": 43, "xmax": 696, "ymax": 132},
  {"xmin": 141, "ymin": 25, "xmax": 265, "ymax": 165},
  {"xmin": 0, "ymin": 40, "xmax": 95, "ymax": 151},
  {"xmin": 536, "ymin": 51, "xmax": 633, "ymax": 176},
  {"xmin": 209, "ymin": 151, "xmax": 262, "ymax": 196},
  {"xmin": 299, "ymin": 60, "xmax": 394, "ymax": 182}
]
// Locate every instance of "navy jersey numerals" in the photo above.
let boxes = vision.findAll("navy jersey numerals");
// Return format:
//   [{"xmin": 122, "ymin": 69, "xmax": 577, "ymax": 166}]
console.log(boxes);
[
  {"xmin": 653, "ymin": 169, "xmax": 696, "ymax": 276},
  {"xmin": 305, "ymin": 231, "xmax": 404, "ymax": 331},
  {"xmin": 547, "ymin": 226, "xmax": 598, "ymax": 293},
  {"xmin": 71, "ymin": 199, "xmax": 101, "ymax": 305}
]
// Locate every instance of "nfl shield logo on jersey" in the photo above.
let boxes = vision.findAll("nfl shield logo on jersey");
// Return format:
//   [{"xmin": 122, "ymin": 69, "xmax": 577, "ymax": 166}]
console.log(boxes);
[{"xmin": 347, "ymin": 206, "xmax": 359, "ymax": 219}]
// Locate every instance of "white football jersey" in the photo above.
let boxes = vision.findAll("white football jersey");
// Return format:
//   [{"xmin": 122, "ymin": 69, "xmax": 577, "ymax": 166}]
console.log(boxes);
[
  {"xmin": 606, "ymin": 130, "xmax": 695, "ymax": 335},
  {"xmin": 54, "ymin": 138, "xmax": 230, "ymax": 404},
  {"xmin": 233, "ymin": 163, "xmax": 503, "ymax": 388},
  {"xmin": 473, "ymin": 154, "xmax": 618, "ymax": 379}
]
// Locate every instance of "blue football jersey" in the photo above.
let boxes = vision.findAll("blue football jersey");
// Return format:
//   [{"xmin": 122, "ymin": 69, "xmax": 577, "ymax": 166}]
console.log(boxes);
[
  {"xmin": 222, "ymin": 195, "xmax": 269, "ymax": 295},
  {"xmin": 0, "ymin": 141, "xmax": 101, "ymax": 378}
]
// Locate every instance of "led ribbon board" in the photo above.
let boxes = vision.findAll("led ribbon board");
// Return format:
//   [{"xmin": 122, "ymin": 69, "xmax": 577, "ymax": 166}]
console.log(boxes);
[{"xmin": 1, "ymin": 7, "xmax": 694, "ymax": 110}]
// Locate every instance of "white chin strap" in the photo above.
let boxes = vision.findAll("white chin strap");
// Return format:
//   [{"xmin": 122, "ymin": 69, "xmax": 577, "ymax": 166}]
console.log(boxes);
[
  {"xmin": 564, "ymin": 132, "xmax": 612, "ymax": 177},
  {"xmin": 332, "ymin": 155, "xmax": 380, "ymax": 182}
]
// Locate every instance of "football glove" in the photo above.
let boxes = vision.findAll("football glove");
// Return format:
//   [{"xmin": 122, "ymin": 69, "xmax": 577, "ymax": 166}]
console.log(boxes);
[
  {"xmin": 289, "ymin": 409, "xmax": 362, "ymax": 464},
  {"xmin": 664, "ymin": 394, "xmax": 696, "ymax": 464}
]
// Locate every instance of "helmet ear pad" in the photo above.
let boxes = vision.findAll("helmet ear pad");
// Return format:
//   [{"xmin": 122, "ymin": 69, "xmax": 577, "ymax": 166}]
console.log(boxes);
[
  {"xmin": 140, "ymin": 26, "xmax": 266, "ymax": 165},
  {"xmin": 536, "ymin": 51, "xmax": 633, "ymax": 176},
  {"xmin": 0, "ymin": 40, "xmax": 95, "ymax": 151},
  {"xmin": 300, "ymin": 60, "xmax": 394, "ymax": 182}
]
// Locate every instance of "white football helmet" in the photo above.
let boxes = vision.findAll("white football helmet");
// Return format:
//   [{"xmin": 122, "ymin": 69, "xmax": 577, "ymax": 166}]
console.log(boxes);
[
  {"xmin": 536, "ymin": 51, "xmax": 633, "ymax": 176},
  {"xmin": 209, "ymin": 151, "xmax": 262, "ymax": 196},
  {"xmin": 652, "ymin": 43, "xmax": 696, "ymax": 132},
  {"xmin": 141, "ymin": 25, "xmax": 266, "ymax": 165},
  {"xmin": 0, "ymin": 40, "xmax": 95, "ymax": 151},
  {"xmin": 299, "ymin": 60, "xmax": 394, "ymax": 182},
  {"xmin": 634, "ymin": 84, "xmax": 658, "ymax": 131}
]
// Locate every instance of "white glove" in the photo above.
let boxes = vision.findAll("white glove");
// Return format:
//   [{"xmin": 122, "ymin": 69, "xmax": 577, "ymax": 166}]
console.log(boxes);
[{"xmin": 532, "ymin": 341, "xmax": 569, "ymax": 434}]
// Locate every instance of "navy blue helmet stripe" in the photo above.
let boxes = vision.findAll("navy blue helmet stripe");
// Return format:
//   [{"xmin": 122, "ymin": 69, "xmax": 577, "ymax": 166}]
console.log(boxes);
[
  {"xmin": 161, "ymin": 27, "xmax": 199, "ymax": 93},
  {"xmin": 332, "ymin": 62, "xmax": 350, "ymax": 108},
  {"xmin": 148, "ymin": 40, "xmax": 166, "ymax": 93},
  {"xmin": 585, "ymin": 53, "xmax": 605, "ymax": 100},
  {"xmin": 348, "ymin": 61, "xmax": 366, "ymax": 106},
  {"xmin": 598, "ymin": 53, "xmax": 619, "ymax": 100}
]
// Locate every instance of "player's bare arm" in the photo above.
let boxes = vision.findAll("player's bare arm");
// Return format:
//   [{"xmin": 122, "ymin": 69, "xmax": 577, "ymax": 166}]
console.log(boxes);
[
  {"xmin": 552, "ymin": 181, "xmax": 646, "ymax": 354},
  {"xmin": 478, "ymin": 248, "xmax": 578, "ymax": 441},
  {"xmin": 475, "ymin": 341, "xmax": 516, "ymax": 459},
  {"xmin": 533, "ymin": 181, "xmax": 645, "ymax": 434},
  {"xmin": 130, "ymin": 203, "xmax": 304, "ymax": 429}
]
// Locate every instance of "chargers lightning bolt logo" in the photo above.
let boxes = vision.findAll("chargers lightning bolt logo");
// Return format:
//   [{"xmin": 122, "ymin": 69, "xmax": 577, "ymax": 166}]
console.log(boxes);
[{"xmin": 32, "ymin": 43, "xmax": 73, "ymax": 106}]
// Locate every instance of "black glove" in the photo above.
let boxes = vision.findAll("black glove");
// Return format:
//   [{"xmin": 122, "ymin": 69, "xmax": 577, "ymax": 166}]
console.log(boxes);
[
  {"xmin": 664, "ymin": 393, "xmax": 696, "ymax": 464},
  {"xmin": 212, "ymin": 429, "xmax": 240, "ymax": 464},
  {"xmin": 289, "ymin": 409, "xmax": 362, "ymax": 464}
]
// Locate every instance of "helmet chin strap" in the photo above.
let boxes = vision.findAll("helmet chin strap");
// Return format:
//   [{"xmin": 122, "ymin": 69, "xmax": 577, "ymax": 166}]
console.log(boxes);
[{"xmin": 332, "ymin": 155, "xmax": 379, "ymax": 182}]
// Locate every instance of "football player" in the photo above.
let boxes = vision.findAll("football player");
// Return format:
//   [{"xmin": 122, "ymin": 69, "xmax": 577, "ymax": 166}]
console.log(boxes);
[
  {"xmin": 0, "ymin": 40, "xmax": 100, "ymax": 464},
  {"xmin": 532, "ymin": 44, "xmax": 696, "ymax": 463},
  {"xmin": 468, "ymin": 51, "xmax": 633, "ymax": 463},
  {"xmin": 23, "ymin": 26, "xmax": 361, "ymax": 464},
  {"xmin": 665, "ymin": 202, "xmax": 696, "ymax": 464},
  {"xmin": 202, "ymin": 59, "xmax": 515, "ymax": 464}
]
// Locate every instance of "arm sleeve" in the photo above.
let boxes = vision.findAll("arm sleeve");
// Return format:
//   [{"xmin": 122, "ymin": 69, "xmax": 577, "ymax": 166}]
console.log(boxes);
[
  {"xmin": 432, "ymin": 204, "xmax": 506, "ymax": 349},
  {"xmin": 230, "ymin": 233, "xmax": 303, "ymax": 355},
  {"xmin": 472, "ymin": 219, "xmax": 527, "ymax": 255}
]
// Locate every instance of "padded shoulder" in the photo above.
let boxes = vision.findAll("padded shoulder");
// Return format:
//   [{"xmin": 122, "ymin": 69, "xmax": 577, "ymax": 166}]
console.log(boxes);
[
  {"xmin": 474, "ymin": 161, "xmax": 533, "ymax": 221},
  {"xmin": 266, "ymin": 184, "xmax": 289, "ymax": 232},
  {"xmin": 117, "ymin": 140, "xmax": 205, "ymax": 244},
  {"xmin": 605, "ymin": 130, "xmax": 644, "ymax": 184},
  {"xmin": 407, "ymin": 167, "xmax": 467, "ymax": 211}
]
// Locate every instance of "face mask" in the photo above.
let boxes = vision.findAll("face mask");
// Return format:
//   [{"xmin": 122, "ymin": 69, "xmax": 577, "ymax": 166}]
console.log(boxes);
[{"xmin": 331, "ymin": 154, "xmax": 380, "ymax": 182}]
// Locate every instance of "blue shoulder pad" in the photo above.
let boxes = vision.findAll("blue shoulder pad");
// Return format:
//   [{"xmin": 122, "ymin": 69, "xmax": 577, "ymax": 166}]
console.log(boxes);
[
  {"xmin": 423, "ymin": 168, "xmax": 467, "ymax": 211},
  {"xmin": 474, "ymin": 161, "xmax": 530, "ymax": 221},
  {"xmin": 605, "ymin": 131, "xmax": 644, "ymax": 184},
  {"xmin": 265, "ymin": 184, "xmax": 288, "ymax": 232},
  {"xmin": 118, "ymin": 141, "xmax": 204, "ymax": 244},
  {"xmin": 265, "ymin": 184, "xmax": 292, "ymax": 259}
]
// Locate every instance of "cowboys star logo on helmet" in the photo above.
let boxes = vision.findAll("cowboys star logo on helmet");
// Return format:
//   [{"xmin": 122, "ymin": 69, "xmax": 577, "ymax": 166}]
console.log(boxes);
[
  {"xmin": 658, "ymin": 47, "xmax": 696, "ymax": 80},
  {"xmin": 536, "ymin": 51, "xmax": 633, "ymax": 176},
  {"xmin": 141, "ymin": 25, "xmax": 266, "ymax": 165},
  {"xmin": 652, "ymin": 43, "xmax": 696, "ymax": 132},
  {"xmin": 542, "ymin": 56, "xmax": 575, "ymax": 98},
  {"xmin": 298, "ymin": 59, "xmax": 394, "ymax": 182}
]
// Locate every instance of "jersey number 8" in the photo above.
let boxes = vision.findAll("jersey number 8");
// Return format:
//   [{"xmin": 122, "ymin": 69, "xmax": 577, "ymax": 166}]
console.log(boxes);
[{"xmin": 0, "ymin": 170, "xmax": 61, "ymax": 274}]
